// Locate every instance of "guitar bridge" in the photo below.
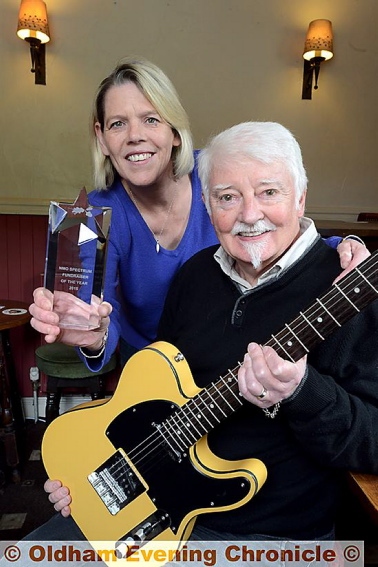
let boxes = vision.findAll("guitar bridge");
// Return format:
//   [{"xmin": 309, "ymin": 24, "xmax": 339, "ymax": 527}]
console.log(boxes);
[{"xmin": 88, "ymin": 449, "xmax": 145, "ymax": 515}]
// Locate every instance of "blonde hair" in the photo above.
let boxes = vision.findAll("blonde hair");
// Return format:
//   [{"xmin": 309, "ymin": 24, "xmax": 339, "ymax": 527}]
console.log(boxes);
[{"xmin": 92, "ymin": 57, "xmax": 194, "ymax": 189}]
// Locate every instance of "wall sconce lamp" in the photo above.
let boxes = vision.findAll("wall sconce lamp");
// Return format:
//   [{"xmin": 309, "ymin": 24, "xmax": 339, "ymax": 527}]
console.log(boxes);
[
  {"xmin": 302, "ymin": 19, "xmax": 333, "ymax": 100},
  {"xmin": 16, "ymin": 0, "xmax": 50, "ymax": 85}
]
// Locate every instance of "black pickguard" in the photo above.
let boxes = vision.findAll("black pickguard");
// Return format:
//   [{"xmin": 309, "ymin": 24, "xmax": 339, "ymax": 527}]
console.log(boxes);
[{"xmin": 106, "ymin": 400, "xmax": 251, "ymax": 533}]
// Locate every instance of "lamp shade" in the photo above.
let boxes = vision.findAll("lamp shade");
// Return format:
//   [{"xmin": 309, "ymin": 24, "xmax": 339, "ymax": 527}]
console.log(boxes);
[
  {"xmin": 17, "ymin": 0, "xmax": 50, "ymax": 44},
  {"xmin": 303, "ymin": 19, "xmax": 333, "ymax": 61}
]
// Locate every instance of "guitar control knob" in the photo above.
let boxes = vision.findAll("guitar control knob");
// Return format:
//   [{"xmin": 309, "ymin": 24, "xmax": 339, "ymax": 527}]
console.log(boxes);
[{"xmin": 115, "ymin": 540, "xmax": 136, "ymax": 559}]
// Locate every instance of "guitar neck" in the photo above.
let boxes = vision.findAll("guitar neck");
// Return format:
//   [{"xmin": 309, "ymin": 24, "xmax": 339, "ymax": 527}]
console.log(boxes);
[
  {"xmin": 266, "ymin": 250, "xmax": 378, "ymax": 361},
  {"xmin": 162, "ymin": 251, "xmax": 378, "ymax": 451}
]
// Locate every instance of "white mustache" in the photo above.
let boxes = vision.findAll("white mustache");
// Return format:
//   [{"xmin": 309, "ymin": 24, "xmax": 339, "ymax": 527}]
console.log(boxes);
[{"xmin": 231, "ymin": 219, "xmax": 277, "ymax": 235}]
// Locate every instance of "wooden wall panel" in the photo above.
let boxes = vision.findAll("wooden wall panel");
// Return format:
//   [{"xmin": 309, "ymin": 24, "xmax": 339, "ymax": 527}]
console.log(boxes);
[{"xmin": 0, "ymin": 215, "xmax": 48, "ymax": 397}]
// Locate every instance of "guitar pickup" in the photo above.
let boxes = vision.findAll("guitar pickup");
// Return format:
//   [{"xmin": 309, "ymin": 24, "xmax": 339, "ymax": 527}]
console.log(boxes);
[{"xmin": 88, "ymin": 449, "xmax": 145, "ymax": 515}]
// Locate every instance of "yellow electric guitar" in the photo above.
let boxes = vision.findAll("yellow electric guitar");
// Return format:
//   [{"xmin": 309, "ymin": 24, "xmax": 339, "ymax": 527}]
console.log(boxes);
[
  {"xmin": 42, "ymin": 341, "xmax": 267, "ymax": 564},
  {"xmin": 42, "ymin": 251, "xmax": 378, "ymax": 565}
]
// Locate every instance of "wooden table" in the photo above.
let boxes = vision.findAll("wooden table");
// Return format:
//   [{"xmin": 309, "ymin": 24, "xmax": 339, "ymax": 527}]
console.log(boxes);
[
  {"xmin": 348, "ymin": 472, "xmax": 378, "ymax": 527},
  {"xmin": 0, "ymin": 300, "xmax": 31, "ymax": 482},
  {"xmin": 314, "ymin": 220, "xmax": 378, "ymax": 251}
]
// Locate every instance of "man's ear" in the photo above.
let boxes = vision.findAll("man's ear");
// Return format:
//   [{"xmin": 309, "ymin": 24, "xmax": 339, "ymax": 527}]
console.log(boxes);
[{"xmin": 297, "ymin": 189, "xmax": 307, "ymax": 217}]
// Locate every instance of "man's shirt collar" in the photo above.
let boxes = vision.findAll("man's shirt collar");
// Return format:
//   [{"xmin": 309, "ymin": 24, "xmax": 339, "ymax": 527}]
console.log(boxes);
[{"xmin": 214, "ymin": 217, "xmax": 318, "ymax": 292}]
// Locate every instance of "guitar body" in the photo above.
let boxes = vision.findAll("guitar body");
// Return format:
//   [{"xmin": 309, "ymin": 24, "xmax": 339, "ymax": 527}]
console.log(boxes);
[{"xmin": 42, "ymin": 342, "xmax": 267, "ymax": 562}]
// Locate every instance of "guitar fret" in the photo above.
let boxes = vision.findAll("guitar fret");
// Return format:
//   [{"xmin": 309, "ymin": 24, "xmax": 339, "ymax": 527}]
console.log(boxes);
[
  {"xmin": 157, "ymin": 421, "xmax": 186, "ymax": 454},
  {"xmin": 284, "ymin": 323, "xmax": 309, "ymax": 353},
  {"xmin": 224, "ymin": 369, "xmax": 244, "ymax": 406},
  {"xmin": 174, "ymin": 381, "xmax": 240, "ymax": 447},
  {"xmin": 193, "ymin": 386, "xmax": 226, "ymax": 428},
  {"xmin": 217, "ymin": 377, "xmax": 238, "ymax": 412},
  {"xmin": 334, "ymin": 284, "xmax": 360, "ymax": 312},
  {"xmin": 356, "ymin": 267, "xmax": 378, "ymax": 293},
  {"xmin": 205, "ymin": 387, "xmax": 228, "ymax": 419},
  {"xmin": 269, "ymin": 333, "xmax": 296, "ymax": 362},
  {"xmin": 316, "ymin": 298, "xmax": 342, "ymax": 327},
  {"xmin": 167, "ymin": 419, "xmax": 189, "ymax": 450},
  {"xmin": 299, "ymin": 311, "xmax": 324, "ymax": 340},
  {"xmin": 183, "ymin": 402, "xmax": 208, "ymax": 437},
  {"xmin": 309, "ymin": 303, "xmax": 339, "ymax": 336},
  {"xmin": 172, "ymin": 410, "xmax": 200, "ymax": 444},
  {"xmin": 199, "ymin": 389, "xmax": 222, "ymax": 424},
  {"xmin": 190, "ymin": 398, "xmax": 213, "ymax": 429}
]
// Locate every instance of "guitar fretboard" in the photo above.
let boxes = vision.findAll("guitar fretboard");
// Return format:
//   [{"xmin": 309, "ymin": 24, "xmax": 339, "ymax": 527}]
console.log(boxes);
[{"xmin": 158, "ymin": 251, "xmax": 378, "ymax": 454}]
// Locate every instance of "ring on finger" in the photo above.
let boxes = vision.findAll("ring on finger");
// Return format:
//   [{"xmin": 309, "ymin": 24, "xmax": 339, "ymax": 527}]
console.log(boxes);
[{"xmin": 256, "ymin": 386, "xmax": 268, "ymax": 400}]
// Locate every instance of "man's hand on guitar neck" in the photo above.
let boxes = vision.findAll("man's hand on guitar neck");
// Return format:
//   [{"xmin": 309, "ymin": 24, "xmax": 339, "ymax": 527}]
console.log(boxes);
[
  {"xmin": 44, "ymin": 479, "xmax": 72, "ymax": 517},
  {"xmin": 238, "ymin": 343, "xmax": 307, "ymax": 409}
]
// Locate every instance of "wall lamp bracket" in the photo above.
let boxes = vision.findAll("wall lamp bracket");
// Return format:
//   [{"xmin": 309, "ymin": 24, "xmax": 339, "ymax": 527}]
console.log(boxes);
[
  {"xmin": 301, "ymin": 19, "xmax": 333, "ymax": 100},
  {"xmin": 302, "ymin": 56, "xmax": 325, "ymax": 99},
  {"xmin": 25, "ymin": 37, "xmax": 46, "ymax": 85},
  {"xmin": 17, "ymin": 0, "xmax": 50, "ymax": 85}
]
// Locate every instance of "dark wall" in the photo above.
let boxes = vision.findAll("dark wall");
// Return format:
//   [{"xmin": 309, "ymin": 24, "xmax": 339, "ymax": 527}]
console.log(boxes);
[{"xmin": 0, "ymin": 215, "xmax": 48, "ymax": 397}]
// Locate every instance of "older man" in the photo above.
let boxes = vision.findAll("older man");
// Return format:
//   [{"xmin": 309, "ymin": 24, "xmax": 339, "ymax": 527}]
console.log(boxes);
[
  {"xmin": 31, "ymin": 123, "xmax": 376, "ymax": 552},
  {"xmin": 156, "ymin": 121, "xmax": 378, "ymax": 542}
]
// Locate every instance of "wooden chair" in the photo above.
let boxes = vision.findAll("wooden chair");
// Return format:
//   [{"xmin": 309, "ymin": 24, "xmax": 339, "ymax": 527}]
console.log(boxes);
[{"xmin": 35, "ymin": 343, "xmax": 118, "ymax": 424}]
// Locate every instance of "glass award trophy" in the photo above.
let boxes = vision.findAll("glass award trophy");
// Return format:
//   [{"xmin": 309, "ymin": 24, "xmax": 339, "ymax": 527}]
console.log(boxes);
[{"xmin": 44, "ymin": 187, "xmax": 112, "ymax": 330}]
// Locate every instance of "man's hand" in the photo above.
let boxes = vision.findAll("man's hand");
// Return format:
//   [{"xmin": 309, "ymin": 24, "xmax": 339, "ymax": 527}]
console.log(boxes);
[
  {"xmin": 238, "ymin": 343, "xmax": 307, "ymax": 407},
  {"xmin": 335, "ymin": 238, "xmax": 370, "ymax": 283}
]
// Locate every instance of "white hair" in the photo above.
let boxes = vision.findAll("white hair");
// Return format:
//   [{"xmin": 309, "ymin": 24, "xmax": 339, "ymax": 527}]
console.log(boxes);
[{"xmin": 198, "ymin": 121, "xmax": 308, "ymax": 211}]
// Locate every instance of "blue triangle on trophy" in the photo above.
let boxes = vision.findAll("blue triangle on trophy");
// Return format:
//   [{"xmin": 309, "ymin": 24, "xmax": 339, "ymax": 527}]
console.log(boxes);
[
  {"xmin": 50, "ymin": 203, "xmax": 68, "ymax": 233},
  {"xmin": 78, "ymin": 222, "xmax": 98, "ymax": 245}
]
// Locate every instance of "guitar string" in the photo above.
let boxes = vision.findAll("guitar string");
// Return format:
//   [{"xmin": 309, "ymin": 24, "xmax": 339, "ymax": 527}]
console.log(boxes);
[
  {"xmin": 111, "ymin": 256, "xmax": 378, "ymax": 480},
  {"xmin": 110, "ymin": 256, "xmax": 378, "ymax": 481},
  {"xmin": 109, "ymin": 380, "xmax": 243, "ymax": 481},
  {"xmin": 262, "ymin": 257, "xmax": 378, "ymax": 347},
  {"xmin": 272, "ymin": 258, "xmax": 378, "ymax": 353}
]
